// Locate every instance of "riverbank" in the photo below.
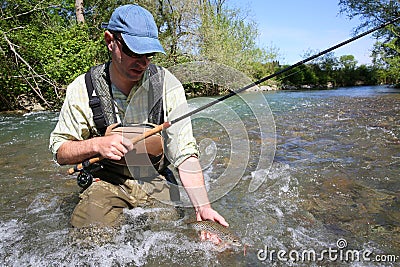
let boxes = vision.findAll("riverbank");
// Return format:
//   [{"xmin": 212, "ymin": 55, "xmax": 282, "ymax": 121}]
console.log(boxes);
[
  {"xmin": 245, "ymin": 83, "xmax": 398, "ymax": 92},
  {"xmin": 0, "ymin": 93, "xmax": 47, "ymax": 113},
  {"xmin": 2, "ymin": 84, "xmax": 397, "ymax": 113}
]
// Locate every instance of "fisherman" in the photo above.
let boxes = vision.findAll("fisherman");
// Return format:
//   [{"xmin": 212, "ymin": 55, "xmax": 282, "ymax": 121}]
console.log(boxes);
[{"xmin": 49, "ymin": 4, "xmax": 228, "ymax": 237}]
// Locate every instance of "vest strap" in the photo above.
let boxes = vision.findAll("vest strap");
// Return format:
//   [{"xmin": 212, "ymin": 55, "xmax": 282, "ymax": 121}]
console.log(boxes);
[
  {"xmin": 86, "ymin": 71, "xmax": 108, "ymax": 135},
  {"xmin": 83, "ymin": 62, "xmax": 172, "ymax": 177}
]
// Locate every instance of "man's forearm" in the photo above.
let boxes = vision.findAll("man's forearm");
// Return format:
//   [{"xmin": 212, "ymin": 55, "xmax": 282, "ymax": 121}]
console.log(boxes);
[
  {"xmin": 56, "ymin": 134, "xmax": 134, "ymax": 165},
  {"xmin": 56, "ymin": 139, "xmax": 99, "ymax": 165},
  {"xmin": 178, "ymin": 156, "xmax": 229, "ymax": 227},
  {"xmin": 178, "ymin": 156, "xmax": 212, "ymax": 210}
]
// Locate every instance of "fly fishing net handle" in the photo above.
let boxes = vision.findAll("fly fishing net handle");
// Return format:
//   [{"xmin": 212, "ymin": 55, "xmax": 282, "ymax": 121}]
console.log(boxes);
[{"xmin": 67, "ymin": 122, "xmax": 170, "ymax": 175}]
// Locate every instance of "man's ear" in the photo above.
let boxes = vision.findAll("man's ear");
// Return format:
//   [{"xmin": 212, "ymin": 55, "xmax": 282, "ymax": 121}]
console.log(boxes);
[{"xmin": 104, "ymin": 31, "xmax": 114, "ymax": 52}]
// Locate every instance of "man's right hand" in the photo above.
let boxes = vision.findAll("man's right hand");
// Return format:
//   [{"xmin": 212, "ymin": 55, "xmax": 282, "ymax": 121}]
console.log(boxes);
[
  {"xmin": 56, "ymin": 134, "xmax": 133, "ymax": 165},
  {"xmin": 94, "ymin": 134, "xmax": 134, "ymax": 161}
]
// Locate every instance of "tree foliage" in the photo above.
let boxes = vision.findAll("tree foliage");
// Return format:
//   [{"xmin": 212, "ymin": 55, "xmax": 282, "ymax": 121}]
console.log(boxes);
[
  {"xmin": 0, "ymin": 0, "xmax": 105, "ymax": 110},
  {"xmin": 339, "ymin": 0, "xmax": 400, "ymax": 85},
  {"xmin": 198, "ymin": 2, "xmax": 277, "ymax": 78},
  {"xmin": 279, "ymin": 52, "xmax": 381, "ymax": 88},
  {"xmin": 0, "ymin": 1, "xmax": 398, "ymax": 111},
  {"xmin": 0, "ymin": 0, "xmax": 279, "ymax": 111}
]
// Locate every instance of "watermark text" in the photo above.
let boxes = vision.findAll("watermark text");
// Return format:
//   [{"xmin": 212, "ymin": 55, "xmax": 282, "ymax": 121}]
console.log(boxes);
[{"xmin": 257, "ymin": 239, "xmax": 398, "ymax": 263}]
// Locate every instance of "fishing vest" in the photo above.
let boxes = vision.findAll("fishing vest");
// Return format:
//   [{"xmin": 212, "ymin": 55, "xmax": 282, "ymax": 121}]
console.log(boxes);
[
  {"xmin": 86, "ymin": 62, "xmax": 164, "ymax": 135},
  {"xmin": 84, "ymin": 62, "xmax": 172, "ymax": 183}
]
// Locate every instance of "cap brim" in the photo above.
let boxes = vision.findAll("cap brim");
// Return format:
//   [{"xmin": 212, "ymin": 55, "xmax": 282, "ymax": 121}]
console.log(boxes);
[{"xmin": 122, "ymin": 33, "xmax": 165, "ymax": 55}]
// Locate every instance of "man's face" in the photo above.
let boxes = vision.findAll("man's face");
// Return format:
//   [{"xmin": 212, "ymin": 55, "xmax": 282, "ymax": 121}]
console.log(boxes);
[{"xmin": 111, "ymin": 33, "xmax": 154, "ymax": 82}]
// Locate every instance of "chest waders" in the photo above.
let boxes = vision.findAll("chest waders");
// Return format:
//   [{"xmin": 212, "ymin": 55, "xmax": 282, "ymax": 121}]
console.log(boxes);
[{"xmin": 77, "ymin": 62, "xmax": 176, "ymax": 189}]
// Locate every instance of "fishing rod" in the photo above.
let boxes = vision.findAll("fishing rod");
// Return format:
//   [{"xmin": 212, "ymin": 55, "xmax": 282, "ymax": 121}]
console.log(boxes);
[
  {"xmin": 68, "ymin": 16, "xmax": 400, "ymax": 175},
  {"xmin": 170, "ymin": 16, "xmax": 400, "ymax": 124}
]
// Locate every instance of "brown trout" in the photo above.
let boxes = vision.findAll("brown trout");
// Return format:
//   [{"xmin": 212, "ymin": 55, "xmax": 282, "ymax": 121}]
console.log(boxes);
[{"xmin": 188, "ymin": 220, "xmax": 242, "ymax": 247}]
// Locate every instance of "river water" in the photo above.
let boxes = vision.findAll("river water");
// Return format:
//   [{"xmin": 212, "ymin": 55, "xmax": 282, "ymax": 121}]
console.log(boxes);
[{"xmin": 0, "ymin": 85, "xmax": 399, "ymax": 266}]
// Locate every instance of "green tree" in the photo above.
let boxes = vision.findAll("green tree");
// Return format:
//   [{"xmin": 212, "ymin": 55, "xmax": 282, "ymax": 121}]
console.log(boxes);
[
  {"xmin": 306, "ymin": 51, "xmax": 339, "ymax": 87},
  {"xmin": 133, "ymin": 0, "xmax": 200, "ymax": 66},
  {"xmin": 337, "ymin": 55, "xmax": 358, "ymax": 86},
  {"xmin": 279, "ymin": 65, "xmax": 305, "ymax": 87},
  {"xmin": 198, "ymin": 2, "xmax": 277, "ymax": 78},
  {"xmin": 0, "ymin": 0, "xmax": 278, "ymax": 111},
  {"xmin": 339, "ymin": 55, "xmax": 357, "ymax": 70},
  {"xmin": 383, "ymin": 38, "xmax": 400, "ymax": 84},
  {"xmin": 0, "ymin": 0, "xmax": 105, "ymax": 110},
  {"xmin": 1, "ymin": 0, "xmax": 61, "ymax": 109},
  {"xmin": 356, "ymin": 64, "xmax": 378, "ymax": 85},
  {"xmin": 339, "ymin": 0, "xmax": 400, "ymax": 86}
]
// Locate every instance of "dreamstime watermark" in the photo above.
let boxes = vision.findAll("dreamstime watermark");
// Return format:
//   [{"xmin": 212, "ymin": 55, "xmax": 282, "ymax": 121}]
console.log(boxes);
[{"xmin": 257, "ymin": 238, "xmax": 399, "ymax": 263}]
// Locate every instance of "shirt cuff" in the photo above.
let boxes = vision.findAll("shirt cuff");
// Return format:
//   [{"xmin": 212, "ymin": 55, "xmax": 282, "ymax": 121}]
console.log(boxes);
[{"xmin": 172, "ymin": 149, "xmax": 199, "ymax": 168}]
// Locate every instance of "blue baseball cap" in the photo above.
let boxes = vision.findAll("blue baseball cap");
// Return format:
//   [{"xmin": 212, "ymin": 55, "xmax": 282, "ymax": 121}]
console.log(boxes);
[{"xmin": 101, "ymin": 4, "xmax": 165, "ymax": 55}]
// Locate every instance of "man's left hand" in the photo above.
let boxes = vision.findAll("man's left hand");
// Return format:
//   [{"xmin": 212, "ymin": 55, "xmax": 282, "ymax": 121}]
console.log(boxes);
[{"xmin": 196, "ymin": 206, "xmax": 229, "ymax": 244}]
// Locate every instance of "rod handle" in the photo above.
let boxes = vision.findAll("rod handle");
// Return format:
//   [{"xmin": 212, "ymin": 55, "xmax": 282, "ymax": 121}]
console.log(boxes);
[
  {"xmin": 67, "ymin": 156, "xmax": 103, "ymax": 175},
  {"xmin": 131, "ymin": 122, "xmax": 171, "ymax": 145},
  {"xmin": 67, "ymin": 122, "xmax": 171, "ymax": 175}
]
